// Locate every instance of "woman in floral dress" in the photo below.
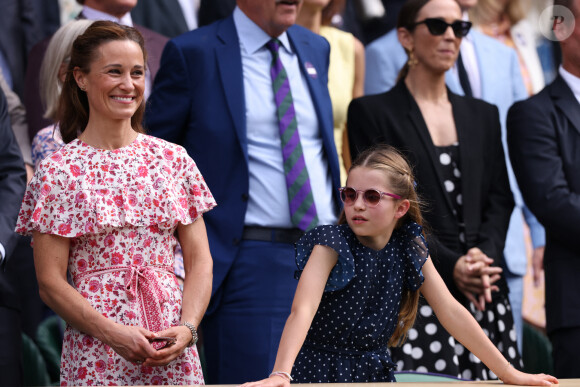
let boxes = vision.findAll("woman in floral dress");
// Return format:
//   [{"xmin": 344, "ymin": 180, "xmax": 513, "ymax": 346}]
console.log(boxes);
[{"xmin": 16, "ymin": 21, "xmax": 216, "ymax": 385}]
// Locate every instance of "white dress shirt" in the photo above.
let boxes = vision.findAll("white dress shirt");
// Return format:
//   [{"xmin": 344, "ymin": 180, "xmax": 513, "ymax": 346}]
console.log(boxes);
[{"xmin": 560, "ymin": 65, "xmax": 580, "ymax": 105}]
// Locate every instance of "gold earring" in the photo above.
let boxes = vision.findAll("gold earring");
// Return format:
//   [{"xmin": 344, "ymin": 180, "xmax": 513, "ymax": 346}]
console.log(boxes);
[
  {"xmin": 79, "ymin": 85, "xmax": 86, "ymax": 91},
  {"xmin": 408, "ymin": 49, "xmax": 418, "ymax": 67}
]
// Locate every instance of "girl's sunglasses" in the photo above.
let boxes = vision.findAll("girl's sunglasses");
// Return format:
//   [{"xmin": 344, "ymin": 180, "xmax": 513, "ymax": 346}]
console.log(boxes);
[
  {"xmin": 339, "ymin": 187, "xmax": 401, "ymax": 207},
  {"xmin": 413, "ymin": 18, "xmax": 472, "ymax": 38}
]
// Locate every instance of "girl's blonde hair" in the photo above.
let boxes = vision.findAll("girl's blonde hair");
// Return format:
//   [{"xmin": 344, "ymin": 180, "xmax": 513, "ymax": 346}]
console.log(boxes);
[{"xmin": 340, "ymin": 145, "xmax": 425, "ymax": 347}]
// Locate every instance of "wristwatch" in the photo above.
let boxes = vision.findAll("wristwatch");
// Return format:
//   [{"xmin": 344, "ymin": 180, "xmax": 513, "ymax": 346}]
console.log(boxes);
[{"xmin": 181, "ymin": 322, "xmax": 198, "ymax": 347}]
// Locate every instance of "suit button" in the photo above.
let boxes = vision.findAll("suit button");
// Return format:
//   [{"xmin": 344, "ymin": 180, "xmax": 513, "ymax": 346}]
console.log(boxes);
[
  {"xmin": 241, "ymin": 193, "xmax": 249, "ymax": 201},
  {"xmin": 233, "ymin": 238, "xmax": 240, "ymax": 246}
]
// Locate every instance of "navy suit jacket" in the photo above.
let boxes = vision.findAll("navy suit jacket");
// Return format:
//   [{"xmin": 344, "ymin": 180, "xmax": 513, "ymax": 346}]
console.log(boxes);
[
  {"xmin": 0, "ymin": 88, "xmax": 27, "ymax": 309},
  {"xmin": 145, "ymin": 15, "xmax": 341, "ymax": 308},
  {"xmin": 508, "ymin": 75, "xmax": 580, "ymax": 334}
]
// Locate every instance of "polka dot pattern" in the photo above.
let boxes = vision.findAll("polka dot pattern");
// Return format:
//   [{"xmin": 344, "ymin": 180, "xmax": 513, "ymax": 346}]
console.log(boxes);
[
  {"xmin": 434, "ymin": 144, "xmax": 466, "ymax": 249},
  {"xmin": 292, "ymin": 222, "xmax": 429, "ymax": 382},
  {"xmin": 390, "ymin": 295, "xmax": 524, "ymax": 380}
]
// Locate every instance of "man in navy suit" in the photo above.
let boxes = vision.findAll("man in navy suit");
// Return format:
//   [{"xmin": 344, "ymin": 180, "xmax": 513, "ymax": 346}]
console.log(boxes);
[
  {"xmin": 508, "ymin": 0, "xmax": 580, "ymax": 377},
  {"xmin": 0, "ymin": 88, "xmax": 27, "ymax": 385},
  {"xmin": 146, "ymin": 0, "xmax": 341, "ymax": 383}
]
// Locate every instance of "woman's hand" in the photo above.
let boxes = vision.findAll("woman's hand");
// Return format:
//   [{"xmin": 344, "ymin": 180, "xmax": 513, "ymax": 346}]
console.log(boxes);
[
  {"xmin": 239, "ymin": 375, "xmax": 291, "ymax": 387},
  {"xmin": 498, "ymin": 365, "xmax": 558, "ymax": 386},
  {"xmin": 453, "ymin": 248, "xmax": 502, "ymax": 310},
  {"xmin": 142, "ymin": 325, "xmax": 193, "ymax": 367},
  {"xmin": 104, "ymin": 323, "xmax": 158, "ymax": 364}
]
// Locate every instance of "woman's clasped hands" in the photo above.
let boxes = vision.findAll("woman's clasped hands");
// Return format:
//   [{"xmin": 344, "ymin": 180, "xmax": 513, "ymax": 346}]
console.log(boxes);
[
  {"xmin": 453, "ymin": 247, "xmax": 503, "ymax": 311},
  {"xmin": 103, "ymin": 323, "xmax": 194, "ymax": 366}
]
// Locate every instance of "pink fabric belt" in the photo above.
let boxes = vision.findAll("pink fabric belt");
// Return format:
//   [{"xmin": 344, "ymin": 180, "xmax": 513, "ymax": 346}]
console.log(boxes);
[{"xmin": 75, "ymin": 264, "xmax": 174, "ymax": 335}]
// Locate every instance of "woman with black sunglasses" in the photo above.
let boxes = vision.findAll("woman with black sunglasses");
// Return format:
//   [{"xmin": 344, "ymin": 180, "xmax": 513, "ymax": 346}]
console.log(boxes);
[{"xmin": 348, "ymin": 0, "xmax": 522, "ymax": 381}]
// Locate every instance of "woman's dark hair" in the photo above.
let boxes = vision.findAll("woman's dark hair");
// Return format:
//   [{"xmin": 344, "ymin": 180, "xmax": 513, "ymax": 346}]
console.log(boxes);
[
  {"xmin": 57, "ymin": 20, "xmax": 147, "ymax": 143},
  {"xmin": 321, "ymin": 0, "xmax": 347, "ymax": 26},
  {"xmin": 396, "ymin": 0, "xmax": 431, "ymax": 81},
  {"xmin": 339, "ymin": 144, "xmax": 426, "ymax": 346}
]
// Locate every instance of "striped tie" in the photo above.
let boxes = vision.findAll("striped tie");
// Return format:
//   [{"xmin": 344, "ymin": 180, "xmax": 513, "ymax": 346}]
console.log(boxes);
[{"xmin": 266, "ymin": 38, "xmax": 318, "ymax": 231}]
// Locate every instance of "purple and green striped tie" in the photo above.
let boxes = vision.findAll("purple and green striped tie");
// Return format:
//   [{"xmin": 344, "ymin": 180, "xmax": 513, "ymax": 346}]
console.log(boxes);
[{"xmin": 266, "ymin": 38, "xmax": 318, "ymax": 231}]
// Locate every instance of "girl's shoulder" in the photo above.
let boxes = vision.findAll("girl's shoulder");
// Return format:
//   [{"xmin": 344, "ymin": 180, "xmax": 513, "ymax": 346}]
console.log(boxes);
[{"xmin": 296, "ymin": 224, "xmax": 356, "ymax": 292}]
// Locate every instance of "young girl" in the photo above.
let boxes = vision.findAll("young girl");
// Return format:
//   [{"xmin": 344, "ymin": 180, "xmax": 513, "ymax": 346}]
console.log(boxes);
[{"xmin": 241, "ymin": 145, "xmax": 557, "ymax": 386}]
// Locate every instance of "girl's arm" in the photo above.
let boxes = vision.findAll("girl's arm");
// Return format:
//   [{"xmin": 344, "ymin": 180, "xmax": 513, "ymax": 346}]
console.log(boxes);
[
  {"xmin": 146, "ymin": 217, "xmax": 213, "ymax": 366},
  {"xmin": 420, "ymin": 259, "xmax": 558, "ymax": 386},
  {"xmin": 33, "ymin": 232, "xmax": 159, "ymax": 363},
  {"xmin": 241, "ymin": 245, "xmax": 338, "ymax": 387}
]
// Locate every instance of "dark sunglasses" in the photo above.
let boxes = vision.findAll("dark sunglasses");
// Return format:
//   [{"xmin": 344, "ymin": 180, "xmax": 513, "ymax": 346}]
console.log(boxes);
[
  {"xmin": 339, "ymin": 187, "xmax": 401, "ymax": 207},
  {"xmin": 413, "ymin": 18, "xmax": 472, "ymax": 38}
]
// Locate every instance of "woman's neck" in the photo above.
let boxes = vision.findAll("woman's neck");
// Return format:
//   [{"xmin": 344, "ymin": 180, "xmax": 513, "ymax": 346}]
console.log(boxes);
[
  {"xmin": 79, "ymin": 119, "xmax": 137, "ymax": 150},
  {"xmin": 296, "ymin": 5, "xmax": 323, "ymax": 34},
  {"xmin": 404, "ymin": 68, "xmax": 448, "ymax": 104}
]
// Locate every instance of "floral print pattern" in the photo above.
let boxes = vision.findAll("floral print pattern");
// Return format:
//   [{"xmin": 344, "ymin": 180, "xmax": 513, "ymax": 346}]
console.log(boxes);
[{"xmin": 17, "ymin": 134, "xmax": 216, "ymax": 385}]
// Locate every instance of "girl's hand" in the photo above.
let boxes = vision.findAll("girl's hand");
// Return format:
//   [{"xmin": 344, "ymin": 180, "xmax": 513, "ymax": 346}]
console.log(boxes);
[
  {"xmin": 143, "ymin": 325, "xmax": 192, "ymax": 367},
  {"xmin": 499, "ymin": 366, "xmax": 558, "ymax": 386},
  {"xmin": 239, "ymin": 375, "xmax": 291, "ymax": 387},
  {"xmin": 104, "ymin": 323, "xmax": 158, "ymax": 364}
]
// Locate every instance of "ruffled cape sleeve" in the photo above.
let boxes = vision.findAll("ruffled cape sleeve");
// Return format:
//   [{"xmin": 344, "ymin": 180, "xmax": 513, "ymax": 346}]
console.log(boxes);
[
  {"xmin": 295, "ymin": 224, "xmax": 356, "ymax": 292},
  {"xmin": 400, "ymin": 222, "xmax": 429, "ymax": 291},
  {"xmin": 15, "ymin": 139, "xmax": 216, "ymax": 238}
]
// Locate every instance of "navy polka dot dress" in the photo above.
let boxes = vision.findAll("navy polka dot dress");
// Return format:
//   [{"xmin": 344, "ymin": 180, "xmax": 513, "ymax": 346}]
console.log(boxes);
[{"xmin": 291, "ymin": 222, "xmax": 428, "ymax": 382}]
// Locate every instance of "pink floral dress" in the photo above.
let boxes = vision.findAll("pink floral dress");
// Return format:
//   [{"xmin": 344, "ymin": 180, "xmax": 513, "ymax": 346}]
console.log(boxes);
[{"xmin": 16, "ymin": 134, "xmax": 216, "ymax": 386}]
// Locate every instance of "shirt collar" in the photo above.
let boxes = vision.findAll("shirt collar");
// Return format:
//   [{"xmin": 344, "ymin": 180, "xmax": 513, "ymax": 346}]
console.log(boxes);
[
  {"xmin": 233, "ymin": 6, "xmax": 293, "ymax": 56},
  {"xmin": 559, "ymin": 65, "xmax": 580, "ymax": 100},
  {"xmin": 82, "ymin": 5, "xmax": 133, "ymax": 27}
]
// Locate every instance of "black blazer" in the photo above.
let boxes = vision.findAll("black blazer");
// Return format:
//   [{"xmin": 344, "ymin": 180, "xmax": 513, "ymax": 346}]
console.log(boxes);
[
  {"xmin": 508, "ymin": 75, "xmax": 580, "ymax": 334},
  {"xmin": 348, "ymin": 80, "xmax": 514, "ymax": 299},
  {"xmin": 0, "ymin": 88, "xmax": 27, "ymax": 309}
]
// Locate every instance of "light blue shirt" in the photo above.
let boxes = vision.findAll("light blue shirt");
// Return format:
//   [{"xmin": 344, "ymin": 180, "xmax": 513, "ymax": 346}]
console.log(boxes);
[{"xmin": 233, "ymin": 7, "xmax": 336, "ymax": 228}]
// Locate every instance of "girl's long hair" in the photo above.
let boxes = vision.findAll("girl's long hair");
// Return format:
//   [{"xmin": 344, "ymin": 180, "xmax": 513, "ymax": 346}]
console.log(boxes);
[{"xmin": 339, "ymin": 145, "xmax": 425, "ymax": 347}]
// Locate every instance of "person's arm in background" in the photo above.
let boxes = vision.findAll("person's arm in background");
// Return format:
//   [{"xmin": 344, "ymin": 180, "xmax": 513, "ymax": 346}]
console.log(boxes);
[
  {"xmin": 509, "ymin": 47, "xmax": 529, "ymax": 103},
  {"xmin": 0, "ymin": 88, "xmax": 26, "ymax": 266},
  {"xmin": 0, "ymin": 69, "xmax": 33, "ymax": 182},
  {"xmin": 522, "ymin": 205, "xmax": 545, "ymax": 287}
]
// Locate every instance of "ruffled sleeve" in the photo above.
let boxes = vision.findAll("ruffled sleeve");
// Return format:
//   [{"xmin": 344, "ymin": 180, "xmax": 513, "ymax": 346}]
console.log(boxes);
[
  {"xmin": 295, "ymin": 224, "xmax": 356, "ymax": 292},
  {"xmin": 15, "ymin": 136, "xmax": 217, "ymax": 238},
  {"xmin": 400, "ymin": 222, "xmax": 429, "ymax": 291},
  {"xmin": 168, "ymin": 144, "xmax": 217, "ymax": 225}
]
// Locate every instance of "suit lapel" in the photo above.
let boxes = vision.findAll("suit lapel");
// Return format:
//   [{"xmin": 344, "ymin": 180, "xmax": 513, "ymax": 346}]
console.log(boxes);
[
  {"xmin": 216, "ymin": 17, "xmax": 248, "ymax": 162},
  {"xmin": 287, "ymin": 28, "xmax": 334, "ymax": 151},
  {"xmin": 552, "ymin": 75, "xmax": 580, "ymax": 136},
  {"xmin": 401, "ymin": 83, "xmax": 456, "ymax": 215},
  {"xmin": 287, "ymin": 27, "xmax": 341, "ymax": 196}
]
